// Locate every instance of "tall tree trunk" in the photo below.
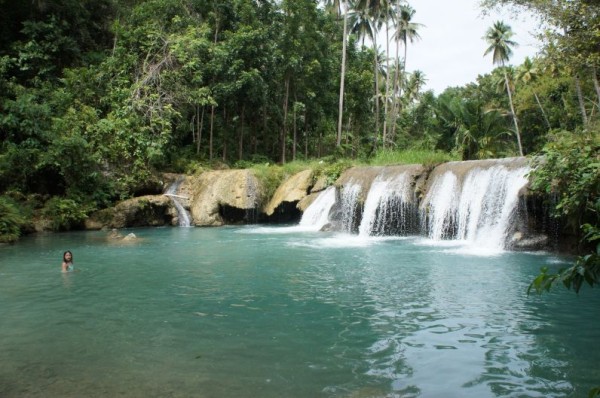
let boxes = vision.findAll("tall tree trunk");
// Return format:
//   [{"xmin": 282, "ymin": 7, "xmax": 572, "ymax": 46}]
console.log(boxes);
[
  {"xmin": 209, "ymin": 105, "xmax": 215, "ymax": 161},
  {"xmin": 592, "ymin": 67, "xmax": 600, "ymax": 110},
  {"xmin": 261, "ymin": 103, "xmax": 267, "ymax": 156},
  {"xmin": 304, "ymin": 108, "xmax": 308, "ymax": 159},
  {"xmin": 398, "ymin": 43, "xmax": 409, "ymax": 134},
  {"xmin": 390, "ymin": 34, "xmax": 401, "ymax": 144},
  {"xmin": 337, "ymin": 1, "xmax": 348, "ymax": 147},
  {"xmin": 503, "ymin": 69, "xmax": 523, "ymax": 156},
  {"xmin": 197, "ymin": 105, "xmax": 205, "ymax": 155},
  {"xmin": 292, "ymin": 98, "xmax": 297, "ymax": 161},
  {"xmin": 209, "ymin": 7, "xmax": 220, "ymax": 161},
  {"xmin": 391, "ymin": 39, "xmax": 408, "ymax": 143},
  {"xmin": 382, "ymin": 20, "xmax": 391, "ymax": 148},
  {"xmin": 574, "ymin": 73, "xmax": 588, "ymax": 126},
  {"xmin": 372, "ymin": 25, "xmax": 380, "ymax": 150},
  {"xmin": 209, "ymin": 9, "xmax": 220, "ymax": 161},
  {"xmin": 191, "ymin": 113, "xmax": 197, "ymax": 145},
  {"xmin": 281, "ymin": 76, "xmax": 290, "ymax": 164},
  {"xmin": 318, "ymin": 129, "xmax": 322, "ymax": 158},
  {"xmin": 238, "ymin": 104, "xmax": 245, "ymax": 161},
  {"xmin": 222, "ymin": 107, "xmax": 227, "ymax": 162},
  {"xmin": 213, "ymin": 7, "xmax": 220, "ymax": 44},
  {"xmin": 533, "ymin": 92, "xmax": 551, "ymax": 130},
  {"xmin": 347, "ymin": 114, "xmax": 354, "ymax": 158},
  {"xmin": 346, "ymin": 114, "xmax": 352, "ymax": 146}
]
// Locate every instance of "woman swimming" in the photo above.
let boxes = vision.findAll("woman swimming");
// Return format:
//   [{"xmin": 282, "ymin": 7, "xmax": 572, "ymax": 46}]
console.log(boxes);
[{"xmin": 61, "ymin": 251, "xmax": 74, "ymax": 272}]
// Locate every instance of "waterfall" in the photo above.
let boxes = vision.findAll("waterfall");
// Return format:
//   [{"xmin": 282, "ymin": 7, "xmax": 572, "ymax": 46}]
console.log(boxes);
[
  {"xmin": 340, "ymin": 183, "xmax": 362, "ymax": 233},
  {"xmin": 299, "ymin": 186, "xmax": 336, "ymax": 230},
  {"xmin": 422, "ymin": 164, "xmax": 530, "ymax": 251},
  {"xmin": 165, "ymin": 178, "xmax": 192, "ymax": 227},
  {"xmin": 358, "ymin": 177, "xmax": 389, "ymax": 236},
  {"xmin": 297, "ymin": 159, "xmax": 533, "ymax": 252},
  {"xmin": 422, "ymin": 171, "xmax": 459, "ymax": 240},
  {"xmin": 358, "ymin": 172, "xmax": 416, "ymax": 237}
]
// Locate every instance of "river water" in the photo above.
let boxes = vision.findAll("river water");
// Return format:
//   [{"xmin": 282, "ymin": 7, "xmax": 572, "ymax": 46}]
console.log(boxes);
[{"xmin": 1, "ymin": 226, "xmax": 598, "ymax": 397}]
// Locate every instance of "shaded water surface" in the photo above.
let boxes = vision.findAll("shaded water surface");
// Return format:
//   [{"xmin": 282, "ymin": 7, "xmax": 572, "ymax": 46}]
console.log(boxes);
[{"xmin": 0, "ymin": 227, "xmax": 598, "ymax": 397}]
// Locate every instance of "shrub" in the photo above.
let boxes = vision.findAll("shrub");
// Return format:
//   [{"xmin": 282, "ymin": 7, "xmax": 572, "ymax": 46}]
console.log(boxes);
[
  {"xmin": 251, "ymin": 164, "xmax": 288, "ymax": 202},
  {"xmin": 0, "ymin": 196, "xmax": 25, "ymax": 243},
  {"xmin": 370, "ymin": 148, "xmax": 458, "ymax": 167},
  {"xmin": 313, "ymin": 159, "xmax": 353, "ymax": 186},
  {"xmin": 42, "ymin": 197, "xmax": 89, "ymax": 231},
  {"xmin": 528, "ymin": 127, "xmax": 600, "ymax": 293}
]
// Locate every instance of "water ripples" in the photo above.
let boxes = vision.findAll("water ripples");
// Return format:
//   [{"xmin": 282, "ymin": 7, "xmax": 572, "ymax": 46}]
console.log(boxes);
[{"xmin": 1, "ymin": 227, "xmax": 599, "ymax": 397}]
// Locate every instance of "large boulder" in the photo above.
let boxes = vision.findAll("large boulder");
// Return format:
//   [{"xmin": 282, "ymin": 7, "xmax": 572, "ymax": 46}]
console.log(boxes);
[
  {"xmin": 336, "ymin": 166, "xmax": 383, "ymax": 201},
  {"xmin": 86, "ymin": 195, "xmax": 174, "ymax": 229},
  {"xmin": 297, "ymin": 191, "xmax": 321, "ymax": 213},
  {"xmin": 130, "ymin": 173, "xmax": 165, "ymax": 196},
  {"xmin": 296, "ymin": 174, "xmax": 329, "ymax": 213},
  {"xmin": 189, "ymin": 169, "xmax": 263, "ymax": 226},
  {"xmin": 421, "ymin": 157, "xmax": 529, "ymax": 196},
  {"xmin": 509, "ymin": 231, "xmax": 549, "ymax": 251},
  {"xmin": 310, "ymin": 174, "xmax": 329, "ymax": 194},
  {"xmin": 336, "ymin": 165, "xmax": 426, "ymax": 203},
  {"xmin": 263, "ymin": 169, "xmax": 314, "ymax": 219}
]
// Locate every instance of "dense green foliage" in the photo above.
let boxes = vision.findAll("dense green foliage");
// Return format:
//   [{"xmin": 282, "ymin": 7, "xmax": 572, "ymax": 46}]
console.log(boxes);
[
  {"xmin": 0, "ymin": 196, "xmax": 25, "ymax": 243},
  {"xmin": 528, "ymin": 127, "xmax": 600, "ymax": 293},
  {"xmin": 478, "ymin": 0, "xmax": 600, "ymax": 294},
  {"xmin": 370, "ymin": 149, "xmax": 457, "ymax": 167},
  {"xmin": 0, "ymin": 0, "xmax": 598, "ymax": 244}
]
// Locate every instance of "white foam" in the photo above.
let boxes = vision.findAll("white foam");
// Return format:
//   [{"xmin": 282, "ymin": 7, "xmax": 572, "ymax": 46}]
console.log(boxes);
[
  {"xmin": 358, "ymin": 172, "xmax": 415, "ymax": 237},
  {"xmin": 237, "ymin": 226, "xmax": 318, "ymax": 234},
  {"xmin": 421, "ymin": 165, "xmax": 530, "ymax": 251},
  {"xmin": 289, "ymin": 233, "xmax": 380, "ymax": 249},
  {"xmin": 299, "ymin": 186, "xmax": 336, "ymax": 230}
]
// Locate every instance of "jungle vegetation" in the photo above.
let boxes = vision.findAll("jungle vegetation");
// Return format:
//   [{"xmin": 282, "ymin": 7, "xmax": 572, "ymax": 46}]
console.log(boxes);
[{"xmin": 0, "ymin": 0, "xmax": 598, "ymax": 289}]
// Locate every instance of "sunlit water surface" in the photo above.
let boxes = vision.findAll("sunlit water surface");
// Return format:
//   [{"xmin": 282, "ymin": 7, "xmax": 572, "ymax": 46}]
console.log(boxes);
[{"xmin": 1, "ymin": 226, "xmax": 599, "ymax": 398}]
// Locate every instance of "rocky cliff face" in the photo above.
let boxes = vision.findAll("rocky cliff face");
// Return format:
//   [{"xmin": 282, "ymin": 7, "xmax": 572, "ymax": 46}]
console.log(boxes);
[
  {"xmin": 326, "ymin": 164, "xmax": 426, "ymax": 234},
  {"xmin": 263, "ymin": 169, "xmax": 314, "ymax": 223},
  {"xmin": 336, "ymin": 165, "xmax": 427, "ymax": 201},
  {"xmin": 86, "ymin": 195, "xmax": 175, "ymax": 229},
  {"xmin": 328, "ymin": 157, "xmax": 549, "ymax": 251},
  {"xmin": 187, "ymin": 169, "xmax": 263, "ymax": 226},
  {"xmin": 85, "ymin": 157, "xmax": 558, "ymax": 252}
]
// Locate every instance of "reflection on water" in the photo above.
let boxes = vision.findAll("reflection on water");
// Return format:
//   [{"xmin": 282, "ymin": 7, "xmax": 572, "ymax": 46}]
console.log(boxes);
[{"xmin": 0, "ymin": 226, "xmax": 598, "ymax": 398}]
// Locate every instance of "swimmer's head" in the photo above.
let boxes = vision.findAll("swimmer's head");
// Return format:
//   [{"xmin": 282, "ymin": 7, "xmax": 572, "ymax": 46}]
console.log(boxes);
[{"xmin": 63, "ymin": 251, "xmax": 73, "ymax": 262}]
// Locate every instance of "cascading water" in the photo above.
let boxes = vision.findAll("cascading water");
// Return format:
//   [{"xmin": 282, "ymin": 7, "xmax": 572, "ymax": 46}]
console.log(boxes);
[
  {"xmin": 340, "ymin": 183, "xmax": 362, "ymax": 233},
  {"xmin": 299, "ymin": 186, "xmax": 336, "ymax": 230},
  {"xmin": 421, "ymin": 163, "xmax": 530, "ymax": 251},
  {"xmin": 165, "ymin": 178, "xmax": 192, "ymax": 227},
  {"xmin": 298, "ymin": 159, "xmax": 533, "ymax": 253},
  {"xmin": 358, "ymin": 177, "xmax": 389, "ymax": 236},
  {"xmin": 421, "ymin": 171, "xmax": 459, "ymax": 241},
  {"xmin": 358, "ymin": 172, "xmax": 417, "ymax": 237}
]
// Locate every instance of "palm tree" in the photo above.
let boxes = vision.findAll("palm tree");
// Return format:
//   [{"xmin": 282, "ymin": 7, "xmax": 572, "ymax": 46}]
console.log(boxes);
[
  {"xmin": 390, "ymin": 4, "xmax": 422, "ymax": 143},
  {"xmin": 405, "ymin": 70, "xmax": 427, "ymax": 103},
  {"xmin": 516, "ymin": 57, "xmax": 551, "ymax": 130},
  {"xmin": 348, "ymin": 1, "xmax": 372, "ymax": 48},
  {"xmin": 353, "ymin": 0, "xmax": 387, "ymax": 150},
  {"xmin": 323, "ymin": 0, "xmax": 342, "ymax": 15},
  {"xmin": 337, "ymin": 0, "xmax": 349, "ymax": 147},
  {"xmin": 381, "ymin": 0, "xmax": 395, "ymax": 147},
  {"xmin": 483, "ymin": 21, "xmax": 523, "ymax": 156}
]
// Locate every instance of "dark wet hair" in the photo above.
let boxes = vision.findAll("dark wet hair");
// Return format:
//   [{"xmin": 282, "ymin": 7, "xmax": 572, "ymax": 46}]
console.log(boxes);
[{"xmin": 63, "ymin": 251, "xmax": 73, "ymax": 263}]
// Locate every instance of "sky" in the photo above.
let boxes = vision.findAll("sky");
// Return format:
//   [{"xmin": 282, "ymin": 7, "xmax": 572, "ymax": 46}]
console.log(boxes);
[{"xmin": 398, "ymin": 0, "xmax": 542, "ymax": 94}]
